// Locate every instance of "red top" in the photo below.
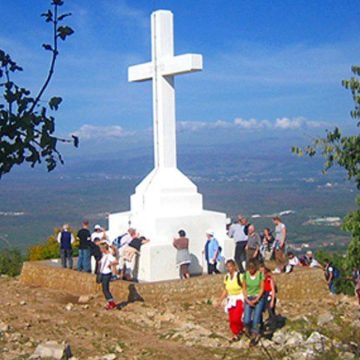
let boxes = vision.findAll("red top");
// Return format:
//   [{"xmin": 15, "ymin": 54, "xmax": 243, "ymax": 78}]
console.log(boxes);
[{"xmin": 264, "ymin": 274, "xmax": 273, "ymax": 292}]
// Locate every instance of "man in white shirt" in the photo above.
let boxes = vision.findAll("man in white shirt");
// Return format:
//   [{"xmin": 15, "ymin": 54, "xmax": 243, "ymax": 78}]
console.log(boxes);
[
  {"xmin": 228, "ymin": 215, "xmax": 249, "ymax": 272},
  {"xmin": 57, "ymin": 224, "xmax": 75, "ymax": 269}
]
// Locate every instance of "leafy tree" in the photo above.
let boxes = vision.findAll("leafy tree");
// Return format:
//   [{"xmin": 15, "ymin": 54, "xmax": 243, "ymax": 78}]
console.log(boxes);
[
  {"xmin": 293, "ymin": 65, "xmax": 360, "ymax": 271},
  {"xmin": 0, "ymin": 0, "xmax": 78, "ymax": 178},
  {"xmin": 0, "ymin": 248, "xmax": 24, "ymax": 276},
  {"xmin": 343, "ymin": 197, "xmax": 360, "ymax": 269}
]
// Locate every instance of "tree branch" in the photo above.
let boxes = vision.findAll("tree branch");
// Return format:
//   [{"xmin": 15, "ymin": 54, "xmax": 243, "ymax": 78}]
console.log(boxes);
[{"xmin": 28, "ymin": 2, "xmax": 59, "ymax": 114}]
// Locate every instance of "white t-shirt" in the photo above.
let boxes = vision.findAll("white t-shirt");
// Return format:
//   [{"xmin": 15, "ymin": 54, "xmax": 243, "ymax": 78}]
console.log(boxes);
[
  {"xmin": 275, "ymin": 223, "xmax": 286, "ymax": 243},
  {"xmin": 91, "ymin": 231, "xmax": 107, "ymax": 242},
  {"xmin": 309, "ymin": 259, "xmax": 321, "ymax": 268},
  {"xmin": 288, "ymin": 256, "xmax": 300, "ymax": 267},
  {"xmin": 99, "ymin": 253, "xmax": 116, "ymax": 275}
]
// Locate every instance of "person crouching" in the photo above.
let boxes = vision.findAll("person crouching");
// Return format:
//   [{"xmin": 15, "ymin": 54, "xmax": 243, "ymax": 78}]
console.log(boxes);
[
  {"xmin": 217, "ymin": 259, "xmax": 244, "ymax": 342},
  {"xmin": 99, "ymin": 243, "xmax": 118, "ymax": 310}
]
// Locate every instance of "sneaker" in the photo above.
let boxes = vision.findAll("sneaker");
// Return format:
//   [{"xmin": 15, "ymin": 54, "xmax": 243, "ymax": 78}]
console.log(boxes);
[
  {"xmin": 244, "ymin": 327, "xmax": 251, "ymax": 338},
  {"xmin": 272, "ymin": 268, "xmax": 281, "ymax": 274},
  {"xmin": 249, "ymin": 334, "xmax": 259, "ymax": 347},
  {"xmin": 105, "ymin": 301, "xmax": 117, "ymax": 310},
  {"xmin": 229, "ymin": 335, "xmax": 241, "ymax": 343}
]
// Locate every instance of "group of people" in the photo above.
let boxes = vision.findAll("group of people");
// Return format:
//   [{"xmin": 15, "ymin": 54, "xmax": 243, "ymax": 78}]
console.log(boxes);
[
  {"xmin": 57, "ymin": 221, "xmax": 150, "ymax": 310},
  {"xmin": 228, "ymin": 215, "xmax": 288, "ymax": 275},
  {"xmin": 215, "ymin": 215, "xmax": 283, "ymax": 345},
  {"xmin": 56, "ymin": 215, "xmax": 359, "ymax": 342},
  {"xmin": 217, "ymin": 259, "xmax": 277, "ymax": 346}
]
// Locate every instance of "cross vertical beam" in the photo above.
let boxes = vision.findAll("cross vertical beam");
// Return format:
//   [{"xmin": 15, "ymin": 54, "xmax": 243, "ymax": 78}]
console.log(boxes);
[
  {"xmin": 128, "ymin": 10, "xmax": 203, "ymax": 170},
  {"xmin": 152, "ymin": 11, "xmax": 176, "ymax": 168}
]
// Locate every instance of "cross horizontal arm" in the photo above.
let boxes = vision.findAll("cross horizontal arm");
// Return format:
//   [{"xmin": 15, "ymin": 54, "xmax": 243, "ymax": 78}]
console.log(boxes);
[
  {"xmin": 161, "ymin": 54, "xmax": 203, "ymax": 77},
  {"xmin": 128, "ymin": 62, "xmax": 153, "ymax": 82}
]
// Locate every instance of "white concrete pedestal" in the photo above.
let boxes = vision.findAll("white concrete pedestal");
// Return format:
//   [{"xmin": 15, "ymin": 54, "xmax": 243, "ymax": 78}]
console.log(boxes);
[{"xmin": 108, "ymin": 168, "xmax": 232, "ymax": 282}]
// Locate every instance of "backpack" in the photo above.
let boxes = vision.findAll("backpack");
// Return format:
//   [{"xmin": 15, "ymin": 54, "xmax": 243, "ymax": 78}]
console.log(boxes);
[
  {"xmin": 333, "ymin": 266, "xmax": 341, "ymax": 279},
  {"xmin": 112, "ymin": 233, "xmax": 127, "ymax": 249},
  {"xmin": 226, "ymin": 272, "xmax": 242, "ymax": 287},
  {"xmin": 326, "ymin": 264, "xmax": 341, "ymax": 280}
]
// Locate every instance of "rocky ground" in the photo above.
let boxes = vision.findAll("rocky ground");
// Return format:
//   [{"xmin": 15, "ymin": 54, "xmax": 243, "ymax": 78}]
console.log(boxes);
[{"xmin": 0, "ymin": 267, "xmax": 359, "ymax": 359}]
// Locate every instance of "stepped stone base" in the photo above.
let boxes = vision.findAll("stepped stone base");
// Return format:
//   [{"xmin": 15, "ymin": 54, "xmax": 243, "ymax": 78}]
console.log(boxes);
[{"xmin": 20, "ymin": 261, "xmax": 329, "ymax": 307}]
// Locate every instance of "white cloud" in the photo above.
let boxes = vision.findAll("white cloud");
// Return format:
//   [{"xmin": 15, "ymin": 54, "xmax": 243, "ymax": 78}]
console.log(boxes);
[
  {"xmin": 179, "ymin": 117, "xmax": 326, "ymax": 132},
  {"xmin": 71, "ymin": 124, "xmax": 132, "ymax": 140},
  {"xmin": 275, "ymin": 117, "xmax": 304, "ymax": 129},
  {"xmin": 234, "ymin": 118, "xmax": 272, "ymax": 129},
  {"xmin": 72, "ymin": 116, "xmax": 326, "ymax": 141}
]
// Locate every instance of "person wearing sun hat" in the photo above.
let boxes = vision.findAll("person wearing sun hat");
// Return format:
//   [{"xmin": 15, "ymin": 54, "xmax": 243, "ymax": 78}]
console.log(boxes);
[
  {"xmin": 57, "ymin": 224, "xmax": 75, "ymax": 269},
  {"xmin": 204, "ymin": 229, "xmax": 221, "ymax": 275}
]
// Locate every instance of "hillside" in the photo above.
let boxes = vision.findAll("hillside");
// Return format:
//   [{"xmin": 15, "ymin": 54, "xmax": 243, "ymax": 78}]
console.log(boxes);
[{"xmin": 0, "ymin": 264, "xmax": 359, "ymax": 359}]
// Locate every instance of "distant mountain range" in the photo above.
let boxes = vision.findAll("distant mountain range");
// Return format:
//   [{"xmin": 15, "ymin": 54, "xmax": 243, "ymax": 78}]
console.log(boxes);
[{"xmin": 0, "ymin": 128, "xmax": 356, "ymax": 252}]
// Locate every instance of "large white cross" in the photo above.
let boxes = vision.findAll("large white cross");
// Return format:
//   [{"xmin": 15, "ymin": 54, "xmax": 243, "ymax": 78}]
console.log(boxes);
[{"xmin": 128, "ymin": 10, "xmax": 203, "ymax": 169}]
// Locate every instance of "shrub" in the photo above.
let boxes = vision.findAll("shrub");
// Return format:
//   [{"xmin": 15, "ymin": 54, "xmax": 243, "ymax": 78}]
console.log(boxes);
[{"xmin": 0, "ymin": 248, "xmax": 24, "ymax": 276}]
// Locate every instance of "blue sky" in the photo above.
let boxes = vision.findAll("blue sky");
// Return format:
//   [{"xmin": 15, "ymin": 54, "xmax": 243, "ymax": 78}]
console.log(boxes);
[{"xmin": 1, "ymin": 0, "xmax": 359, "ymax": 144}]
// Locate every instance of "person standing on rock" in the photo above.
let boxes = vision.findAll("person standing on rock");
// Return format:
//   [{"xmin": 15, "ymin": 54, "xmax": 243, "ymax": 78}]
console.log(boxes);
[
  {"xmin": 90, "ymin": 225, "xmax": 108, "ymax": 272},
  {"xmin": 272, "ymin": 216, "xmax": 287, "ymax": 274},
  {"xmin": 324, "ymin": 259, "xmax": 340, "ymax": 294},
  {"xmin": 99, "ymin": 243, "xmax": 118, "ymax": 310},
  {"xmin": 204, "ymin": 230, "xmax": 221, "ymax": 275},
  {"xmin": 217, "ymin": 259, "xmax": 245, "ymax": 342},
  {"xmin": 229, "ymin": 215, "xmax": 249, "ymax": 273},
  {"xmin": 77, "ymin": 220, "xmax": 91, "ymax": 273},
  {"xmin": 173, "ymin": 230, "xmax": 191, "ymax": 279},
  {"xmin": 243, "ymin": 259, "xmax": 265, "ymax": 346},
  {"xmin": 245, "ymin": 225, "xmax": 261, "ymax": 265},
  {"xmin": 57, "ymin": 224, "xmax": 75, "ymax": 269}
]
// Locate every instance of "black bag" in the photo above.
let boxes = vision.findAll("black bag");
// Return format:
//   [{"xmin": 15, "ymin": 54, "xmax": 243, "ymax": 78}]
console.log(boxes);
[{"xmin": 96, "ymin": 272, "xmax": 102, "ymax": 284}]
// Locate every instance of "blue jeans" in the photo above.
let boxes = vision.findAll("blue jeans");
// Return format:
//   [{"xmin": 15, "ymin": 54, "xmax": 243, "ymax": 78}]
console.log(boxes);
[
  {"xmin": 77, "ymin": 249, "xmax": 91, "ymax": 272},
  {"xmin": 101, "ymin": 273, "xmax": 113, "ymax": 301},
  {"xmin": 60, "ymin": 249, "xmax": 73, "ymax": 269},
  {"xmin": 244, "ymin": 296, "xmax": 265, "ymax": 334},
  {"xmin": 329, "ymin": 281, "xmax": 336, "ymax": 294}
]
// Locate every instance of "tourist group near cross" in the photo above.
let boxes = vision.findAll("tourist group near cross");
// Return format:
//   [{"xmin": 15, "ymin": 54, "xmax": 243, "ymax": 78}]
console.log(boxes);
[{"xmin": 56, "ymin": 214, "xmax": 348, "ymax": 346}]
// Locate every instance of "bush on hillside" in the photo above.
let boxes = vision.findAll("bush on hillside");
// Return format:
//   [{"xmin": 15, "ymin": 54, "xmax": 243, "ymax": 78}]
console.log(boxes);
[
  {"xmin": 0, "ymin": 248, "xmax": 24, "ymax": 276},
  {"xmin": 28, "ymin": 227, "xmax": 79, "ymax": 261}
]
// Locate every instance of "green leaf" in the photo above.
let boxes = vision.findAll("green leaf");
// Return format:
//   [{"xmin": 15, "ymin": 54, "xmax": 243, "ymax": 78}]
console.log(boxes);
[
  {"xmin": 57, "ymin": 26, "xmax": 74, "ymax": 41},
  {"xmin": 42, "ymin": 43, "xmax": 53, "ymax": 51},
  {"xmin": 48, "ymin": 96, "xmax": 62, "ymax": 110},
  {"xmin": 72, "ymin": 135, "xmax": 79, "ymax": 148},
  {"xmin": 58, "ymin": 12, "xmax": 72, "ymax": 21},
  {"xmin": 41, "ymin": 10, "xmax": 53, "ymax": 23}
]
